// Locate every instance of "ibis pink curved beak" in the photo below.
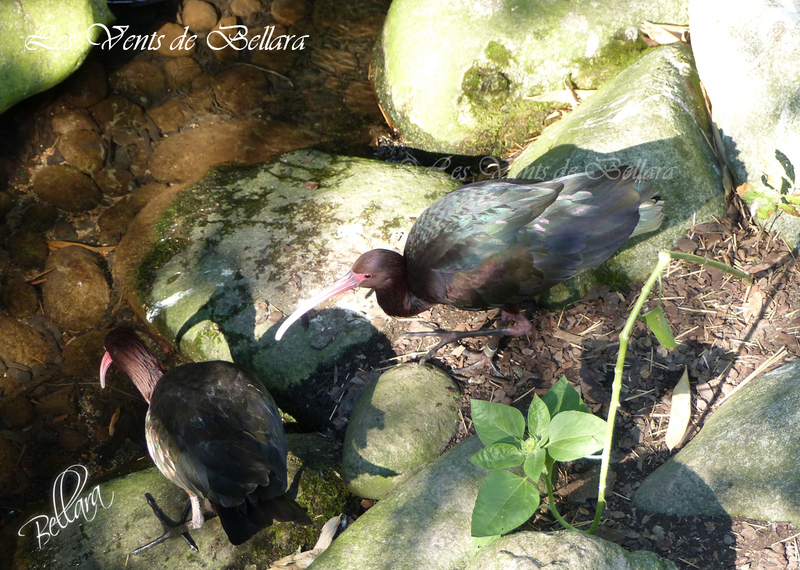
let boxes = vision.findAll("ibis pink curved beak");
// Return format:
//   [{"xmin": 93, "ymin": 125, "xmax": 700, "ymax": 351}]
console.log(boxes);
[
  {"xmin": 275, "ymin": 270, "xmax": 365, "ymax": 341},
  {"xmin": 99, "ymin": 351, "xmax": 113, "ymax": 388}
]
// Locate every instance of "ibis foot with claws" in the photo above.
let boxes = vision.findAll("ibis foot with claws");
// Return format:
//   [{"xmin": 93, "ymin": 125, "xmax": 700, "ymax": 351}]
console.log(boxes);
[
  {"xmin": 403, "ymin": 310, "xmax": 532, "ymax": 375},
  {"xmin": 130, "ymin": 492, "xmax": 217, "ymax": 555}
]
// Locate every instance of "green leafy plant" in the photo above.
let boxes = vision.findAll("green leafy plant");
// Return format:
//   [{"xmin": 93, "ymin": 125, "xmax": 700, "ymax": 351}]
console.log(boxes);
[
  {"xmin": 469, "ymin": 377, "xmax": 606, "ymax": 539},
  {"xmin": 737, "ymin": 149, "xmax": 799, "ymax": 220},
  {"xmin": 468, "ymin": 249, "xmax": 753, "ymax": 548}
]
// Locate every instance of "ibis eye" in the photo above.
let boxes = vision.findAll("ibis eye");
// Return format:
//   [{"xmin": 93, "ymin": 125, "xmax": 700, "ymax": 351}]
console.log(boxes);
[{"xmin": 364, "ymin": 274, "xmax": 372, "ymax": 279}]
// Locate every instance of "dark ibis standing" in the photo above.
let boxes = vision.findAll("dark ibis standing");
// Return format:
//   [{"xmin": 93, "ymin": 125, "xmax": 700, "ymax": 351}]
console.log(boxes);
[
  {"xmin": 100, "ymin": 327, "xmax": 309, "ymax": 554},
  {"xmin": 275, "ymin": 166, "xmax": 662, "ymax": 365}
]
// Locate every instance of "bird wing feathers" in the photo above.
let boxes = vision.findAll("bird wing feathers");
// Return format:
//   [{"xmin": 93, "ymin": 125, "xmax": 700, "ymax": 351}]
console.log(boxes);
[
  {"xmin": 146, "ymin": 362, "xmax": 288, "ymax": 508},
  {"xmin": 404, "ymin": 168, "xmax": 658, "ymax": 309}
]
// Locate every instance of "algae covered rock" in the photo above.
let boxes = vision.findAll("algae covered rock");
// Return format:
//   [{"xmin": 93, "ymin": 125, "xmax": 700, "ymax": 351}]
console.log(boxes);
[
  {"xmin": 509, "ymin": 45, "xmax": 723, "ymax": 306},
  {"xmin": 0, "ymin": 0, "xmax": 114, "ymax": 113},
  {"xmin": 372, "ymin": 0, "xmax": 688, "ymax": 155},
  {"xmin": 113, "ymin": 150, "xmax": 460, "ymax": 426},
  {"xmin": 341, "ymin": 364, "xmax": 460, "ymax": 499}
]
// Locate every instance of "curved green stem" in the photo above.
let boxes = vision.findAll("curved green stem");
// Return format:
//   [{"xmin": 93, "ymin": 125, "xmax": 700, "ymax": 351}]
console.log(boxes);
[
  {"xmin": 544, "ymin": 468, "xmax": 580, "ymax": 533},
  {"xmin": 588, "ymin": 251, "xmax": 671, "ymax": 533},
  {"xmin": 669, "ymin": 251, "xmax": 753, "ymax": 283}
]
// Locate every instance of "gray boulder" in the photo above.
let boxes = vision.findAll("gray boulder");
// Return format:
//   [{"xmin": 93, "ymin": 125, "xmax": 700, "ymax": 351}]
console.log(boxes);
[
  {"xmin": 466, "ymin": 531, "xmax": 676, "ymax": 570},
  {"xmin": 690, "ymin": 0, "xmax": 800, "ymax": 247},
  {"xmin": 112, "ymin": 150, "xmax": 460, "ymax": 426},
  {"xmin": 342, "ymin": 364, "xmax": 460, "ymax": 499},
  {"xmin": 309, "ymin": 436, "xmax": 486, "ymax": 570},
  {"xmin": 509, "ymin": 45, "xmax": 724, "ymax": 305},
  {"xmin": 633, "ymin": 360, "xmax": 800, "ymax": 525},
  {"xmin": 372, "ymin": 0, "xmax": 688, "ymax": 155}
]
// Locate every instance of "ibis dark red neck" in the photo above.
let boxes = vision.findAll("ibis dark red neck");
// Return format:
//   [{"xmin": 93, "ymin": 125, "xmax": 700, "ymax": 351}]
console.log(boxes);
[
  {"xmin": 369, "ymin": 258, "xmax": 431, "ymax": 317},
  {"xmin": 103, "ymin": 328, "xmax": 164, "ymax": 403}
]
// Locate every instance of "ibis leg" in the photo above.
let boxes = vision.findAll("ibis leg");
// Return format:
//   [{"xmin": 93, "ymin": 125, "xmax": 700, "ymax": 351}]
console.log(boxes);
[{"xmin": 129, "ymin": 492, "xmax": 215, "ymax": 555}]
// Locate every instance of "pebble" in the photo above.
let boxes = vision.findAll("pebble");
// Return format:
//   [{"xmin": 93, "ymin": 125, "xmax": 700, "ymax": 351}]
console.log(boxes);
[
  {"xmin": 5, "ymin": 231, "xmax": 49, "ymax": 269},
  {"xmin": 42, "ymin": 247, "xmax": 111, "ymax": 332},
  {"xmin": 109, "ymin": 60, "xmax": 166, "ymax": 106},
  {"xmin": 271, "ymin": 0, "xmax": 312, "ymax": 25},
  {"xmin": 207, "ymin": 16, "xmax": 241, "ymax": 62},
  {"xmin": 6, "ymin": 363, "xmax": 32, "ymax": 384},
  {"xmin": 156, "ymin": 22, "xmax": 197, "ymax": 57},
  {"xmin": 58, "ymin": 129, "xmax": 106, "ymax": 174},
  {"xmin": 181, "ymin": 0, "xmax": 218, "ymax": 33},
  {"xmin": 94, "ymin": 166, "xmax": 136, "ymax": 197},
  {"xmin": 212, "ymin": 66, "xmax": 269, "ymax": 117},
  {"xmin": 51, "ymin": 109, "xmax": 96, "ymax": 134},
  {"xmin": 61, "ymin": 61, "xmax": 107, "ymax": 108},
  {"xmin": 21, "ymin": 202, "xmax": 58, "ymax": 231},
  {"xmin": 32, "ymin": 165, "xmax": 102, "ymax": 212},
  {"xmin": 231, "ymin": 0, "xmax": 261, "ymax": 21},
  {"xmin": 162, "ymin": 57, "xmax": 202, "ymax": 90},
  {"xmin": 0, "ymin": 282, "xmax": 40, "ymax": 318},
  {"xmin": 90, "ymin": 95, "xmax": 146, "ymax": 132}
]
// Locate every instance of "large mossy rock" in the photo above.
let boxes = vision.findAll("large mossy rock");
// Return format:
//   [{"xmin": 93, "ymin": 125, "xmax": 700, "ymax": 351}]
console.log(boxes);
[
  {"xmin": 465, "ymin": 531, "xmax": 677, "ymax": 570},
  {"xmin": 372, "ymin": 0, "xmax": 688, "ymax": 155},
  {"xmin": 113, "ymin": 150, "xmax": 460, "ymax": 426},
  {"xmin": 633, "ymin": 360, "xmax": 800, "ymax": 525},
  {"xmin": 12, "ymin": 434, "xmax": 349, "ymax": 570},
  {"xmin": 690, "ymin": 0, "xmax": 800, "ymax": 248},
  {"xmin": 0, "ymin": 0, "xmax": 114, "ymax": 113},
  {"xmin": 509, "ymin": 44, "xmax": 724, "ymax": 305},
  {"xmin": 309, "ymin": 436, "xmax": 486, "ymax": 570},
  {"xmin": 341, "ymin": 364, "xmax": 460, "ymax": 499}
]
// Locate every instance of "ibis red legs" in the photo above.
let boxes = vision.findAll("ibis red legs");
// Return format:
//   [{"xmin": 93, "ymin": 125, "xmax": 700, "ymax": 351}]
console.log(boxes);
[{"xmin": 274, "ymin": 166, "xmax": 662, "ymax": 372}]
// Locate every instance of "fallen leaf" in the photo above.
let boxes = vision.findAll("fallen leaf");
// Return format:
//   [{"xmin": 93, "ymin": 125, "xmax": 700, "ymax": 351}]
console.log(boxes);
[
  {"xmin": 46, "ymin": 240, "xmax": 116, "ymax": 255},
  {"xmin": 665, "ymin": 367, "xmax": 691, "ymax": 451},
  {"xmin": 639, "ymin": 21, "xmax": 689, "ymax": 45},
  {"xmin": 743, "ymin": 286, "xmax": 765, "ymax": 322},
  {"xmin": 269, "ymin": 515, "xmax": 342, "ymax": 569}
]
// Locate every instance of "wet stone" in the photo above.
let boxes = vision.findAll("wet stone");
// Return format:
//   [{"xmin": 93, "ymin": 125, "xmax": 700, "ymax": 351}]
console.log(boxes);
[
  {"xmin": 147, "ymin": 97, "xmax": 189, "ymax": 134},
  {"xmin": 0, "ymin": 192, "xmax": 12, "ymax": 220},
  {"xmin": 0, "ymin": 282, "xmax": 40, "ymax": 318},
  {"xmin": 208, "ymin": 16, "xmax": 242, "ymax": 62},
  {"xmin": 61, "ymin": 60, "xmax": 107, "ymax": 108},
  {"xmin": 5, "ymin": 231, "xmax": 49, "ymax": 269},
  {"xmin": 231, "ymin": 0, "xmax": 262, "ymax": 21},
  {"xmin": 34, "ymin": 385, "xmax": 77, "ymax": 418},
  {"xmin": 109, "ymin": 60, "xmax": 166, "ymax": 106},
  {"xmin": 21, "ymin": 201, "xmax": 58, "ymax": 231},
  {"xmin": 32, "ymin": 165, "xmax": 102, "ymax": 212},
  {"xmin": 51, "ymin": 109, "xmax": 96, "ymax": 134},
  {"xmin": 156, "ymin": 22, "xmax": 197, "ymax": 57},
  {"xmin": 61, "ymin": 329, "xmax": 108, "ymax": 380},
  {"xmin": 212, "ymin": 66, "xmax": 269, "ymax": 117},
  {"xmin": 42, "ymin": 246, "xmax": 110, "ymax": 331},
  {"xmin": 0, "ymin": 316, "xmax": 53, "ymax": 368},
  {"xmin": 1, "ymin": 395, "xmax": 35, "ymax": 429},
  {"xmin": 272, "ymin": 0, "xmax": 313, "ymax": 25},
  {"xmin": 90, "ymin": 95, "xmax": 146, "ymax": 132},
  {"xmin": 162, "ymin": 57, "xmax": 203, "ymax": 90},
  {"xmin": 58, "ymin": 129, "xmax": 106, "ymax": 175},
  {"xmin": 94, "ymin": 166, "xmax": 135, "ymax": 197},
  {"xmin": 182, "ymin": 0, "xmax": 219, "ymax": 33}
]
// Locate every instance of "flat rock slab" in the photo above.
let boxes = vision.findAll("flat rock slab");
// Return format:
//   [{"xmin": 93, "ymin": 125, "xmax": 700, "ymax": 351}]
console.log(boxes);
[
  {"xmin": 113, "ymin": 150, "xmax": 460, "ymax": 426},
  {"xmin": 310, "ymin": 436, "xmax": 486, "ymax": 570},
  {"xmin": 634, "ymin": 360, "xmax": 800, "ymax": 525},
  {"xmin": 342, "ymin": 364, "xmax": 460, "ymax": 499},
  {"xmin": 509, "ymin": 45, "xmax": 724, "ymax": 305},
  {"xmin": 466, "ymin": 531, "xmax": 677, "ymax": 570},
  {"xmin": 12, "ymin": 433, "xmax": 345, "ymax": 570}
]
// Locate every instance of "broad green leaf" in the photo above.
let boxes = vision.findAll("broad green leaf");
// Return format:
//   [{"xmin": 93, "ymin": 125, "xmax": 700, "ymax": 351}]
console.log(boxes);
[
  {"xmin": 471, "ymin": 535, "xmax": 501, "ymax": 557},
  {"xmin": 642, "ymin": 306, "xmax": 677, "ymax": 348},
  {"xmin": 665, "ymin": 367, "xmax": 691, "ymax": 451},
  {"xmin": 547, "ymin": 410, "xmax": 607, "ymax": 462},
  {"xmin": 471, "ymin": 470, "xmax": 540, "ymax": 537},
  {"xmin": 523, "ymin": 448, "xmax": 546, "ymax": 483},
  {"xmin": 471, "ymin": 399, "xmax": 525, "ymax": 446},
  {"xmin": 542, "ymin": 377, "xmax": 589, "ymax": 417},
  {"xmin": 471, "ymin": 443, "xmax": 525, "ymax": 470},
  {"xmin": 527, "ymin": 395, "xmax": 550, "ymax": 442}
]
